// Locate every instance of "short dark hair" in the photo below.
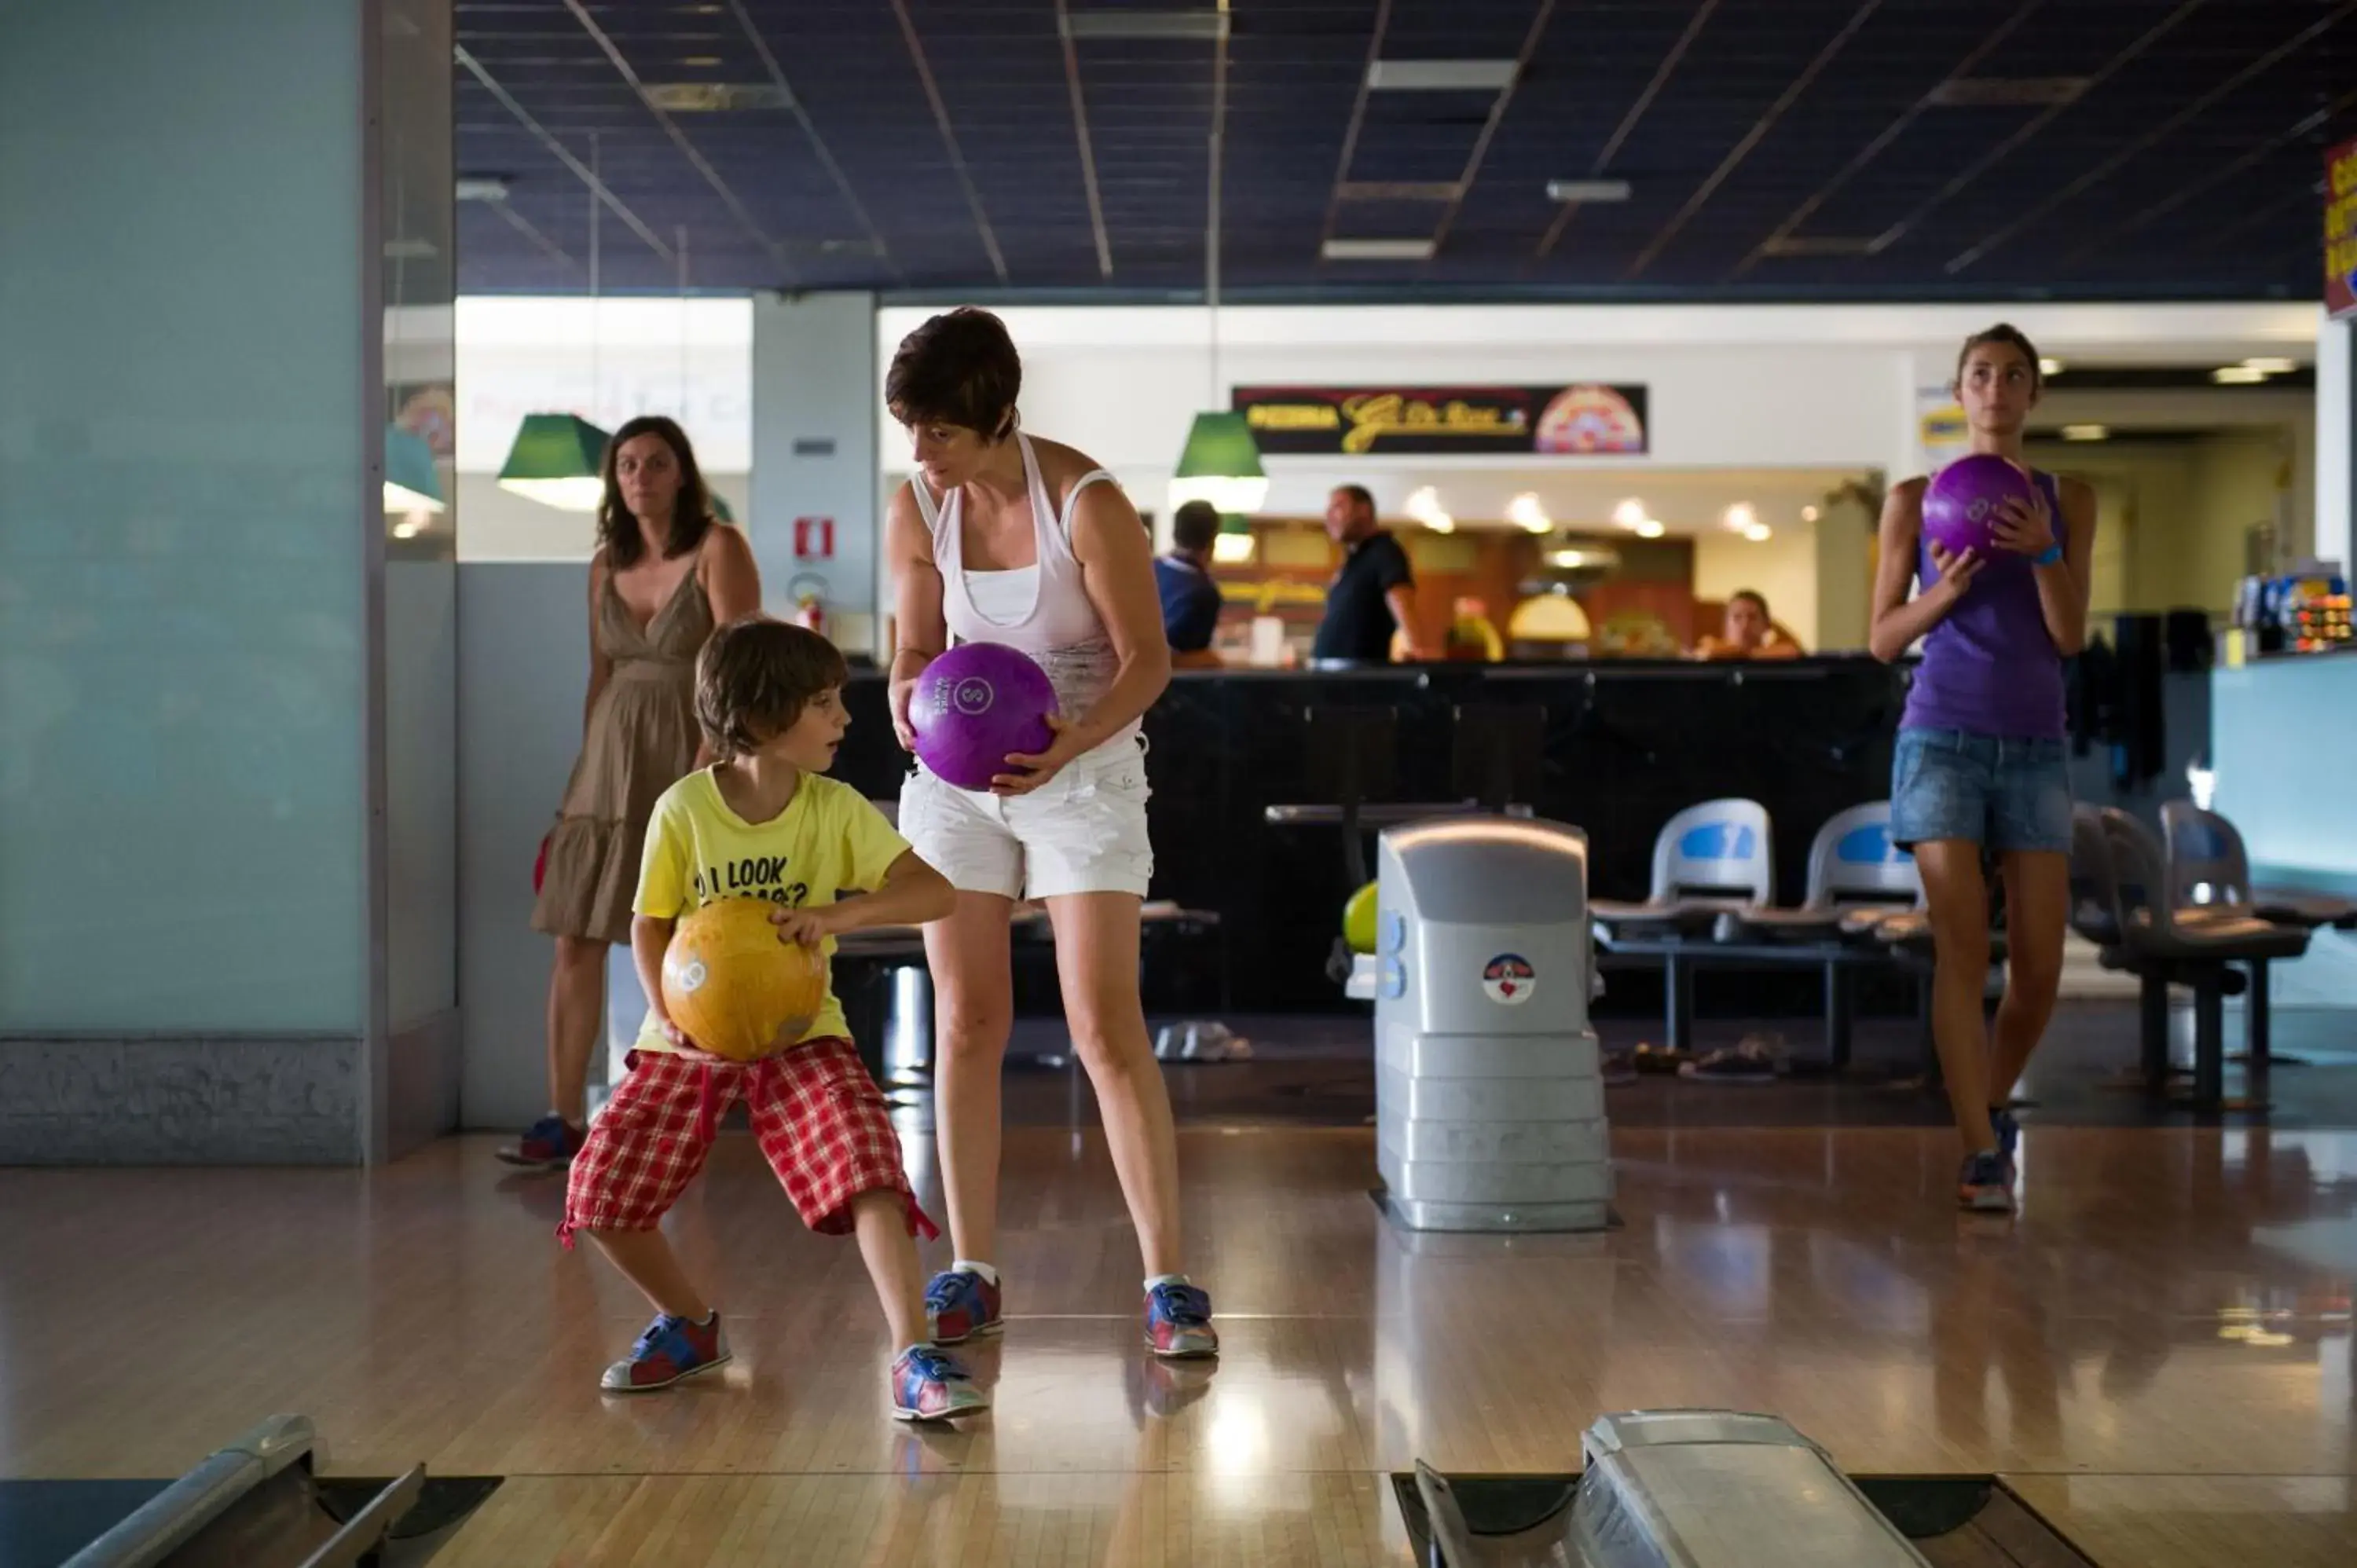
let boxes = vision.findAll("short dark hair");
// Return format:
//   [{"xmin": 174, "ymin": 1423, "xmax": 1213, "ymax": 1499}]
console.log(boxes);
[
  {"xmin": 885, "ymin": 306, "xmax": 1021, "ymax": 439},
  {"xmin": 1954, "ymin": 323, "xmax": 2044, "ymax": 395},
  {"xmin": 599, "ymin": 415, "xmax": 715, "ymax": 569},
  {"xmin": 1728, "ymin": 589, "xmax": 1769, "ymax": 617},
  {"xmin": 695, "ymin": 617, "xmax": 849, "ymax": 762},
  {"xmin": 1171, "ymin": 500, "xmax": 1220, "ymax": 553},
  {"xmin": 1333, "ymin": 484, "xmax": 1376, "ymax": 518}
]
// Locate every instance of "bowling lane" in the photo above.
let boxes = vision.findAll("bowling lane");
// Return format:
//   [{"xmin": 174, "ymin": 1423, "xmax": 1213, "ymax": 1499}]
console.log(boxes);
[{"xmin": 3, "ymin": 1124, "xmax": 2353, "ymax": 1564}]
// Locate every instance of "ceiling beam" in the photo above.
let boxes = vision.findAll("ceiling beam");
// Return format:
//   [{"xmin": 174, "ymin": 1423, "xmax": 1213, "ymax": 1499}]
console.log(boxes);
[
  {"xmin": 1945, "ymin": 0, "xmax": 2357, "ymax": 274},
  {"xmin": 1428, "ymin": 0, "xmax": 1556, "ymax": 256},
  {"xmin": 1534, "ymin": 0, "xmax": 1719, "ymax": 262},
  {"xmin": 725, "ymin": 0, "xmax": 902, "ymax": 284},
  {"xmin": 887, "ymin": 0, "xmax": 1010, "ymax": 285},
  {"xmin": 558, "ymin": 0, "xmax": 796, "ymax": 284},
  {"xmin": 1053, "ymin": 0, "xmax": 1116, "ymax": 280},
  {"xmin": 1315, "ymin": 0, "xmax": 1394, "ymax": 261},
  {"xmin": 1728, "ymin": 0, "xmax": 2043, "ymax": 280},
  {"xmin": 453, "ymin": 45, "xmax": 673, "ymax": 263},
  {"xmin": 1864, "ymin": 0, "xmax": 2204, "ymax": 258},
  {"xmin": 1626, "ymin": 0, "xmax": 1883, "ymax": 280}
]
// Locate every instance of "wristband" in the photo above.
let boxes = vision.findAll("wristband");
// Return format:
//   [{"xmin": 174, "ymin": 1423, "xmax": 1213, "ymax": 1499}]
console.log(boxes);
[{"xmin": 2033, "ymin": 544, "xmax": 2062, "ymax": 566}]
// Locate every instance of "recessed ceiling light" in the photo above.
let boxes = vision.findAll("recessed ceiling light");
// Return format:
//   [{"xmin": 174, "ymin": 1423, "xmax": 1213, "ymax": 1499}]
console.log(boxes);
[
  {"xmin": 645, "ymin": 82, "xmax": 792, "ymax": 112},
  {"xmin": 1545, "ymin": 179, "xmax": 1632, "ymax": 204},
  {"xmin": 2242, "ymin": 357, "xmax": 2297, "ymax": 374},
  {"xmin": 1927, "ymin": 77, "xmax": 2088, "ymax": 107},
  {"xmin": 1506, "ymin": 493, "xmax": 1552, "ymax": 533},
  {"xmin": 2039, "ymin": 357, "xmax": 2063, "ymax": 376},
  {"xmin": 1801, "ymin": 505, "xmax": 1820, "ymax": 523},
  {"xmin": 2212, "ymin": 365, "xmax": 2268, "ymax": 384},
  {"xmin": 2063, "ymin": 424, "xmax": 2109, "ymax": 441},
  {"xmin": 1722, "ymin": 503, "xmax": 1758, "ymax": 533},
  {"xmin": 1366, "ymin": 59, "xmax": 1518, "ymax": 92},
  {"xmin": 1633, "ymin": 519, "xmax": 1666, "ymax": 540},
  {"xmin": 1612, "ymin": 499, "xmax": 1648, "ymax": 529},
  {"xmin": 1321, "ymin": 238, "xmax": 1436, "ymax": 262},
  {"xmin": 1740, "ymin": 523, "xmax": 1772, "ymax": 543},
  {"xmin": 1758, "ymin": 236, "xmax": 1879, "ymax": 257},
  {"xmin": 1062, "ymin": 9, "xmax": 1228, "ymax": 40}
]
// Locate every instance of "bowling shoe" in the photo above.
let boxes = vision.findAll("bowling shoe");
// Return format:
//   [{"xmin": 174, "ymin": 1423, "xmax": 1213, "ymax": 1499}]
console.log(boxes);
[
  {"xmin": 925, "ymin": 1268, "xmax": 1004, "ymax": 1344},
  {"xmin": 893, "ymin": 1346, "xmax": 989, "ymax": 1421},
  {"xmin": 1144, "ymin": 1280, "xmax": 1219, "ymax": 1359},
  {"xmin": 600, "ymin": 1311, "xmax": 731, "ymax": 1393}
]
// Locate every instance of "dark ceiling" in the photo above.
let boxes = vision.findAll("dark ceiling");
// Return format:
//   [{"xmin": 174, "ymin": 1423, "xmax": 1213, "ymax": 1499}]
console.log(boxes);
[{"xmin": 453, "ymin": 0, "xmax": 2357, "ymax": 302}]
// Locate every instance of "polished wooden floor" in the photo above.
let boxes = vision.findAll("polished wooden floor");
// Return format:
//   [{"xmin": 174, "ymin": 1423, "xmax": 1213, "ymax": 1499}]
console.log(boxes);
[{"xmin": 3, "ymin": 1111, "xmax": 2354, "ymax": 1565}]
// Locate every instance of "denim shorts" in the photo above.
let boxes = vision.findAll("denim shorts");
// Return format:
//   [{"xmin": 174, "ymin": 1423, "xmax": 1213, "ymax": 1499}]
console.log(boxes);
[{"xmin": 1890, "ymin": 728, "xmax": 2073, "ymax": 855}]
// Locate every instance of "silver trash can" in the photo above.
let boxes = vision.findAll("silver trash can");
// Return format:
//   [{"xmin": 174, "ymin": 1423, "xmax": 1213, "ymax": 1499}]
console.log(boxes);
[{"xmin": 1367, "ymin": 815, "xmax": 1611, "ymax": 1232}]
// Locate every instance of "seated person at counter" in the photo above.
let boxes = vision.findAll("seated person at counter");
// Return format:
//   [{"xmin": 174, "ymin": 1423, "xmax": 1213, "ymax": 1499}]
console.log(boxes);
[
  {"xmin": 1694, "ymin": 589, "xmax": 1802, "ymax": 661},
  {"xmin": 1155, "ymin": 500, "xmax": 1226, "ymax": 669},
  {"xmin": 1310, "ymin": 485, "xmax": 1435, "ymax": 664}
]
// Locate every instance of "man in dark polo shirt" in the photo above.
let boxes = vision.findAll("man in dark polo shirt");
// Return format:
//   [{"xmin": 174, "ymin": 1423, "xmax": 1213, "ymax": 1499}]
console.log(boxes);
[{"xmin": 1310, "ymin": 485, "xmax": 1429, "ymax": 663}]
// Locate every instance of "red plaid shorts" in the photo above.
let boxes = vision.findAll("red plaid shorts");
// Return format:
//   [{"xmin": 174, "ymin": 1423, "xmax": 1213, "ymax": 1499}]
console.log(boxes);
[{"xmin": 558, "ymin": 1038, "xmax": 938, "ymax": 1247}]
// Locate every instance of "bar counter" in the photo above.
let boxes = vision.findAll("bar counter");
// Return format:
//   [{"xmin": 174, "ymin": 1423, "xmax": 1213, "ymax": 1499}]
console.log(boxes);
[{"xmin": 838, "ymin": 659, "xmax": 1908, "ymax": 1012}]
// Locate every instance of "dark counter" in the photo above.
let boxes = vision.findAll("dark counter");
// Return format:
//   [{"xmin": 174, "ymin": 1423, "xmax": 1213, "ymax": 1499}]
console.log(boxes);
[{"xmin": 835, "ymin": 659, "xmax": 1908, "ymax": 1012}]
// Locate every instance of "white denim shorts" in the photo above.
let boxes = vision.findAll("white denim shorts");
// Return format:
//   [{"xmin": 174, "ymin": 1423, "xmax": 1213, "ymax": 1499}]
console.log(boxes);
[{"xmin": 896, "ymin": 732, "xmax": 1153, "ymax": 901}]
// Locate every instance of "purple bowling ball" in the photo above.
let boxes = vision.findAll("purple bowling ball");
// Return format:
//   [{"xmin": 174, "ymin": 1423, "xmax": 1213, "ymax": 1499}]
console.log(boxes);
[
  {"xmin": 910, "ymin": 642, "xmax": 1057, "ymax": 791},
  {"xmin": 1923, "ymin": 453, "xmax": 2035, "ymax": 559}
]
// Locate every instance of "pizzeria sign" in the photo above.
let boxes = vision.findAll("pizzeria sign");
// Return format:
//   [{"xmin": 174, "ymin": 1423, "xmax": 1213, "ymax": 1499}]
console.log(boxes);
[{"xmin": 1232, "ymin": 383, "xmax": 1649, "ymax": 456}]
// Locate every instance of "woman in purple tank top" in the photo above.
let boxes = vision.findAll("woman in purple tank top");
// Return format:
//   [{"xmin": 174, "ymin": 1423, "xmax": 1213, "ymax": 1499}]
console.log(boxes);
[{"xmin": 1870, "ymin": 325, "xmax": 2095, "ymax": 1216}]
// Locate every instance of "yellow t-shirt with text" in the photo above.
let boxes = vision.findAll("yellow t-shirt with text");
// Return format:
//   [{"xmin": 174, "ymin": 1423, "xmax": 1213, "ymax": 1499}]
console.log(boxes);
[{"xmin": 631, "ymin": 768, "xmax": 911, "ymax": 1056}]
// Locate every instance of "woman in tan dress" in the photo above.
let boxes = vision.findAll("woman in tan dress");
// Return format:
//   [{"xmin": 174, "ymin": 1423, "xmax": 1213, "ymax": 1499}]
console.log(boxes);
[{"xmin": 501, "ymin": 415, "xmax": 761, "ymax": 1169}]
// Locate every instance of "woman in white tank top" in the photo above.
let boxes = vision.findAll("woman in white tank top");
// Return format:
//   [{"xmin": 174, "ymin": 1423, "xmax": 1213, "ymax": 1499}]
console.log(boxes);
[{"xmin": 882, "ymin": 308, "xmax": 1218, "ymax": 1363}]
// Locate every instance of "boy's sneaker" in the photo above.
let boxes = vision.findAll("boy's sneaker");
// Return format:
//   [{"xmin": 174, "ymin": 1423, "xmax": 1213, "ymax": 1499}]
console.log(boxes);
[
  {"xmin": 925, "ymin": 1269, "xmax": 1004, "ymax": 1345},
  {"xmin": 600, "ymin": 1311, "xmax": 730, "ymax": 1393},
  {"xmin": 496, "ymin": 1113, "xmax": 584, "ymax": 1170},
  {"xmin": 892, "ymin": 1346, "xmax": 989, "ymax": 1422},
  {"xmin": 1145, "ymin": 1280, "xmax": 1219, "ymax": 1360},
  {"xmin": 1958, "ymin": 1150, "xmax": 2015, "ymax": 1214}
]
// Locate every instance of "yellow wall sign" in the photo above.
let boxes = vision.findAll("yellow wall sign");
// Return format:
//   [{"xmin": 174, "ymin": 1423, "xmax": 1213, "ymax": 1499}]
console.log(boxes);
[
  {"xmin": 2329, "ymin": 136, "xmax": 2357, "ymax": 320},
  {"xmin": 1233, "ymin": 384, "xmax": 1649, "ymax": 456}
]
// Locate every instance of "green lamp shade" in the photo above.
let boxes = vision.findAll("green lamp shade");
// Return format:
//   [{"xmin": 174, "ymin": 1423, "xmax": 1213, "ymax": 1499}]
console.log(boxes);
[
  {"xmin": 498, "ymin": 412, "xmax": 611, "ymax": 512},
  {"xmin": 383, "ymin": 423, "xmax": 444, "ymax": 513},
  {"xmin": 1168, "ymin": 411, "xmax": 1268, "ymax": 516}
]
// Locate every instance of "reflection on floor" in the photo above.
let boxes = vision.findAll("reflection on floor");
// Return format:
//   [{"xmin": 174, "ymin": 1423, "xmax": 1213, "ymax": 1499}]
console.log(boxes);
[
  {"xmin": 2, "ymin": 1006, "xmax": 2352, "ymax": 1566},
  {"xmin": 989, "ymin": 1002, "xmax": 2357, "ymax": 1133}
]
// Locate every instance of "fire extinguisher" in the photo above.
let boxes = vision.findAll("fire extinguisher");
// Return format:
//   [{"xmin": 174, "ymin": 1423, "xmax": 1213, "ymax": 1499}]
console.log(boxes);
[{"xmin": 787, "ymin": 572, "xmax": 827, "ymax": 637}]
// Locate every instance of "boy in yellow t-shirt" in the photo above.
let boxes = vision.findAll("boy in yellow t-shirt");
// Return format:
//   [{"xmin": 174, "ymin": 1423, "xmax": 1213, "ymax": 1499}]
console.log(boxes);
[{"xmin": 559, "ymin": 617, "xmax": 986, "ymax": 1422}]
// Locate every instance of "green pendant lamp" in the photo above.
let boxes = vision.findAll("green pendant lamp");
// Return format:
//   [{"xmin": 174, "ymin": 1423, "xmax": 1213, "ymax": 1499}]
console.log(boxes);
[
  {"xmin": 1168, "ymin": 412, "xmax": 1267, "ymax": 517},
  {"xmin": 383, "ymin": 423, "xmax": 445, "ymax": 513},
  {"xmin": 498, "ymin": 412, "xmax": 610, "ymax": 512}
]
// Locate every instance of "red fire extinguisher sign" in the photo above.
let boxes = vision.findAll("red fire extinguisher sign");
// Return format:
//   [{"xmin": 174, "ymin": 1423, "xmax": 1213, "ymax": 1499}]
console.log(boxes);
[{"xmin": 794, "ymin": 516, "xmax": 835, "ymax": 559}]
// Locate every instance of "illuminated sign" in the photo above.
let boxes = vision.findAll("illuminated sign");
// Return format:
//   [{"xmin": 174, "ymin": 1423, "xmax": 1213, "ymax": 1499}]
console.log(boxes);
[
  {"xmin": 2329, "ymin": 136, "xmax": 2357, "ymax": 320},
  {"xmin": 1232, "ymin": 384, "xmax": 1649, "ymax": 456}
]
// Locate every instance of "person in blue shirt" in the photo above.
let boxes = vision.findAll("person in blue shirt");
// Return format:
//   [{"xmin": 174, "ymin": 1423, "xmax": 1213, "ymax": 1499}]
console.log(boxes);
[{"xmin": 1154, "ymin": 500, "xmax": 1226, "ymax": 665}]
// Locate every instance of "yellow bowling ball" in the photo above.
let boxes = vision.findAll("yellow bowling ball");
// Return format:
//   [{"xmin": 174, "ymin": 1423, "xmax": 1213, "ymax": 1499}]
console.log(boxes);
[
  {"xmin": 1343, "ymin": 881, "xmax": 1380, "ymax": 955},
  {"xmin": 660, "ymin": 898, "xmax": 827, "ymax": 1062}
]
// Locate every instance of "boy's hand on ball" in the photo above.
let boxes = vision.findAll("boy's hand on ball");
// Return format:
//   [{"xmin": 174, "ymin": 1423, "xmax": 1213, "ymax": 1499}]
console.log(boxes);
[
  {"xmin": 661, "ymin": 1018, "xmax": 726, "ymax": 1064},
  {"xmin": 769, "ymin": 905, "xmax": 839, "ymax": 948}
]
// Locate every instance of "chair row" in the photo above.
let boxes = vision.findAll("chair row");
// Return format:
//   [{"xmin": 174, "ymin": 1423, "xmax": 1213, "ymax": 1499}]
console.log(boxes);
[
  {"xmin": 2070, "ymin": 802, "xmax": 2352, "ymax": 1112},
  {"xmin": 1589, "ymin": 798, "xmax": 1937, "ymax": 1072}
]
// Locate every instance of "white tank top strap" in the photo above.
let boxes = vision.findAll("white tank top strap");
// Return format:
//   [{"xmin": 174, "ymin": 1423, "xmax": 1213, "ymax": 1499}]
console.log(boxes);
[
  {"xmin": 1058, "ymin": 468, "xmax": 1117, "ymax": 544},
  {"xmin": 909, "ymin": 475, "xmax": 945, "ymax": 538}
]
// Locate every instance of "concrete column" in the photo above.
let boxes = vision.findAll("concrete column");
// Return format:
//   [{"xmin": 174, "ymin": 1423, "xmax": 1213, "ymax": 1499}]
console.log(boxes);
[
  {"xmin": 750, "ymin": 292, "xmax": 882, "ymax": 655},
  {"xmin": 0, "ymin": 0, "xmax": 455, "ymax": 1164}
]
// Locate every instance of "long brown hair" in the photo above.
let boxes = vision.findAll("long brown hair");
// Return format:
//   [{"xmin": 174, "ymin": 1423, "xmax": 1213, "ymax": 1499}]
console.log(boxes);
[{"xmin": 599, "ymin": 415, "xmax": 715, "ymax": 569}]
